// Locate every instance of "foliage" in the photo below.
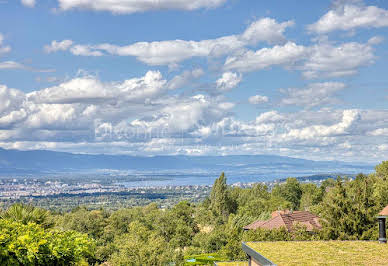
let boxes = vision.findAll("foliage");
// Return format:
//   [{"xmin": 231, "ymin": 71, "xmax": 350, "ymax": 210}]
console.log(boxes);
[
  {"xmin": 272, "ymin": 178, "xmax": 303, "ymax": 210},
  {"xmin": 210, "ymin": 172, "xmax": 236, "ymax": 221},
  {"xmin": 108, "ymin": 221, "xmax": 183, "ymax": 265},
  {"xmin": 2, "ymin": 161, "xmax": 388, "ymax": 264},
  {"xmin": 320, "ymin": 175, "xmax": 379, "ymax": 240},
  {"xmin": 1, "ymin": 203, "xmax": 53, "ymax": 229},
  {"xmin": 0, "ymin": 219, "xmax": 94, "ymax": 266}
]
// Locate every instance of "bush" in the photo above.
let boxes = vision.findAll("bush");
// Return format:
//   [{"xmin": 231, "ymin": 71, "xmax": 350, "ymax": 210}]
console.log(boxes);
[{"xmin": 0, "ymin": 219, "xmax": 95, "ymax": 265}]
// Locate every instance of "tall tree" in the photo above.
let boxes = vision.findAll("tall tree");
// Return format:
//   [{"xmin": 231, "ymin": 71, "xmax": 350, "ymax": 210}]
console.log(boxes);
[
  {"xmin": 272, "ymin": 178, "xmax": 302, "ymax": 210},
  {"xmin": 321, "ymin": 175, "xmax": 378, "ymax": 240},
  {"xmin": 210, "ymin": 172, "xmax": 235, "ymax": 221}
]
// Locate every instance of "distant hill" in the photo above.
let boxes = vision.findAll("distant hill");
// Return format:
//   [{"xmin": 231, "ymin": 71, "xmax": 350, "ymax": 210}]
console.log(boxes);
[{"xmin": 0, "ymin": 147, "xmax": 374, "ymax": 175}]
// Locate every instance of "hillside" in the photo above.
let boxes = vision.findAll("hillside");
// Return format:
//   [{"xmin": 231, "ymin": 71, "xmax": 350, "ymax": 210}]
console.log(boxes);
[{"xmin": 0, "ymin": 148, "xmax": 373, "ymax": 176}]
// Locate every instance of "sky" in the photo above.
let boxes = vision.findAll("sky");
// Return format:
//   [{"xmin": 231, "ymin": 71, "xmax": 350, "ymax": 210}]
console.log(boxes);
[{"xmin": 0, "ymin": 0, "xmax": 387, "ymax": 163}]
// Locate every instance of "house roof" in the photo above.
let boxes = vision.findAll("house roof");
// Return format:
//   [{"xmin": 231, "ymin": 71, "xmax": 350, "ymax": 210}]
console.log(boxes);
[
  {"xmin": 243, "ymin": 210, "xmax": 321, "ymax": 232},
  {"xmin": 243, "ymin": 241, "xmax": 388, "ymax": 265},
  {"xmin": 379, "ymin": 205, "xmax": 388, "ymax": 216}
]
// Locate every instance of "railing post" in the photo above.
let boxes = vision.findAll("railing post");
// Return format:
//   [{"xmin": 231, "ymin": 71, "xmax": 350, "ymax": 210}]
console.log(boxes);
[{"xmin": 378, "ymin": 217, "xmax": 387, "ymax": 243}]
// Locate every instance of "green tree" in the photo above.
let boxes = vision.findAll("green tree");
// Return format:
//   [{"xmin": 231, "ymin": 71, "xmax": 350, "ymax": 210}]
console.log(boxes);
[
  {"xmin": 320, "ymin": 175, "xmax": 378, "ymax": 240},
  {"xmin": 375, "ymin": 160, "xmax": 388, "ymax": 180},
  {"xmin": 300, "ymin": 183, "xmax": 321, "ymax": 211},
  {"xmin": 1, "ymin": 204, "xmax": 53, "ymax": 229},
  {"xmin": 108, "ymin": 221, "xmax": 183, "ymax": 265},
  {"xmin": 373, "ymin": 161, "xmax": 388, "ymax": 207},
  {"xmin": 0, "ymin": 219, "xmax": 94, "ymax": 265},
  {"xmin": 209, "ymin": 172, "xmax": 235, "ymax": 221},
  {"xmin": 272, "ymin": 178, "xmax": 302, "ymax": 210}
]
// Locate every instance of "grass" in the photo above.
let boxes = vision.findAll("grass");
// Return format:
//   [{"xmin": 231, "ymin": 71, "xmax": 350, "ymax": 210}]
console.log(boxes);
[
  {"xmin": 214, "ymin": 261, "xmax": 248, "ymax": 266},
  {"xmin": 246, "ymin": 241, "xmax": 388, "ymax": 265},
  {"xmin": 184, "ymin": 253, "xmax": 229, "ymax": 265}
]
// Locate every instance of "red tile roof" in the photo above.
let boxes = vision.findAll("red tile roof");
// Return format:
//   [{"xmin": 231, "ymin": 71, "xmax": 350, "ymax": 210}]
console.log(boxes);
[
  {"xmin": 243, "ymin": 210, "xmax": 322, "ymax": 232},
  {"xmin": 379, "ymin": 205, "xmax": 388, "ymax": 216}
]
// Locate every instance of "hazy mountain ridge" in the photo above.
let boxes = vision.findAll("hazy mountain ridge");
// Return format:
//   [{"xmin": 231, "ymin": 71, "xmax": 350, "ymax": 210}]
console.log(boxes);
[{"xmin": 0, "ymin": 147, "xmax": 373, "ymax": 175}]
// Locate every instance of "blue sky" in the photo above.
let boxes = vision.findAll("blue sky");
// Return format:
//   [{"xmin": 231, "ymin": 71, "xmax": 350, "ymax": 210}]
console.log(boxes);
[{"xmin": 0, "ymin": 0, "xmax": 387, "ymax": 162}]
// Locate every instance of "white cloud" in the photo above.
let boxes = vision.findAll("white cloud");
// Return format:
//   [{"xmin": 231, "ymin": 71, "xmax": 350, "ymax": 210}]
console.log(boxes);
[
  {"xmin": 369, "ymin": 128, "xmax": 388, "ymax": 136},
  {"xmin": 302, "ymin": 39, "xmax": 376, "ymax": 78},
  {"xmin": 44, "ymin": 17, "xmax": 294, "ymax": 65},
  {"xmin": 248, "ymin": 95, "xmax": 269, "ymax": 104},
  {"xmin": 224, "ymin": 38, "xmax": 377, "ymax": 78},
  {"xmin": 224, "ymin": 42, "xmax": 307, "ymax": 72},
  {"xmin": 0, "ymin": 61, "xmax": 25, "ymax": 70},
  {"xmin": 167, "ymin": 68, "xmax": 204, "ymax": 90},
  {"xmin": 126, "ymin": 94, "xmax": 233, "ymax": 135},
  {"xmin": 241, "ymin": 18, "xmax": 294, "ymax": 45},
  {"xmin": 283, "ymin": 109, "xmax": 360, "ymax": 140},
  {"xmin": 0, "ymin": 61, "xmax": 55, "ymax": 72},
  {"xmin": 308, "ymin": 1, "xmax": 388, "ymax": 34},
  {"xmin": 0, "ymin": 85, "xmax": 27, "ymax": 128},
  {"xmin": 44, "ymin": 40, "xmax": 73, "ymax": 53},
  {"xmin": 70, "ymin": 45, "xmax": 103, "ymax": 56},
  {"xmin": 21, "ymin": 0, "xmax": 35, "ymax": 7},
  {"xmin": 378, "ymin": 144, "xmax": 388, "ymax": 151},
  {"xmin": 57, "ymin": 0, "xmax": 227, "ymax": 14},
  {"xmin": 27, "ymin": 71, "xmax": 167, "ymax": 104},
  {"xmin": 255, "ymin": 111, "xmax": 284, "ymax": 123},
  {"xmin": 0, "ymin": 72, "xmax": 387, "ymax": 162},
  {"xmin": 280, "ymin": 82, "xmax": 346, "ymax": 108},
  {"xmin": 215, "ymin": 72, "xmax": 242, "ymax": 92}
]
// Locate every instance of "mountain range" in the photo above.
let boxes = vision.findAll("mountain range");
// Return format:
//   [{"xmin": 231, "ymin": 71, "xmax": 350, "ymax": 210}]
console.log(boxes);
[{"xmin": 0, "ymin": 147, "xmax": 374, "ymax": 176}]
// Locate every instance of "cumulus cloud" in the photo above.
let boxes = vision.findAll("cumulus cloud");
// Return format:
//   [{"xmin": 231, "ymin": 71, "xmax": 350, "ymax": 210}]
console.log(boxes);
[
  {"xmin": 224, "ymin": 42, "xmax": 307, "ymax": 72},
  {"xmin": 283, "ymin": 109, "xmax": 360, "ymax": 140},
  {"xmin": 21, "ymin": 0, "xmax": 36, "ymax": 7},
  {"xmin": 369, "ymin": 128, "xmax": 388, "ymax": 136},
  {"xmin": 44, "ymin": 17, "xmax": 294, "ymax": 65},
  {"xmin": 241, "ymin": 18, "xmax": 294, "ymax": 45},
  {"xmin": 308, "ymin": 0, "xmax": 388, "ymax": 34},
  {"xmin": 378, "ymin": 144, "xmax": 388, "ymax": 151},
  {"xmin": 0, "ymin": 85, "xmax": 27, "ymax": 128},
  {"xmin": 0, "ymin": 69, "xmax": 386, "ymax": 162},
  {"xmin": 70, "ymin": 45, "xmax": 103, "ymax": 56},
  {"xmin": 167, "ymin": 68, "xmax": 204, "ymax": 90},
  {"xmin": 215, "ymin": 72, "xmax": 242, "ymax": 92},
  {"xmin": 1, "ymin": 82, "xmax": 387, "ymax": 162},
  {"xmin": 248, "ymin": 95, "xmax": 269, "ymax": 104},
  {"xmin": 301, "ymin": 39, "xmax": 377, "ymax": 78},
  {"xmin": 280, "ymin": 82, "xmax": 346, "ymax": 108},
  {"xmin": 224, "ymin": 38, "xmax": 378, "ymax": 79},
  {"xmin": 57, "ymin": 0, "xmax": 227, "ymax": 14},
  {"xmin": 27, "ymin": 71, "xmax": 167, "ymax": 104},
  {"xmin": 44, "ymin": 40, "xmax": 73, "ymax": 53}
]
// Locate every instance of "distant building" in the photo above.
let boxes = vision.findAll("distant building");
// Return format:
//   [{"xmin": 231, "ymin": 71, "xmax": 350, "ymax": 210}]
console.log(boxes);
[{"xmin": 243, "ymin": 210, "xmax": 321, "ymax": 232}]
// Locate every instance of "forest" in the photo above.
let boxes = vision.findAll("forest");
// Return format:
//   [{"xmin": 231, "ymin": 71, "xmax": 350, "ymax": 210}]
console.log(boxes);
[{"xmin": 1, "ymin": 160, "xmax": 388, "ymax": 265}]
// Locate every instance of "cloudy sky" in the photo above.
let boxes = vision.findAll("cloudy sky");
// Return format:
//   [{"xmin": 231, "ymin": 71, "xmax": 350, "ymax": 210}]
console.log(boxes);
[{"xmin": 0, "ymin": 0, "xmax": 387, "ymax": 162}]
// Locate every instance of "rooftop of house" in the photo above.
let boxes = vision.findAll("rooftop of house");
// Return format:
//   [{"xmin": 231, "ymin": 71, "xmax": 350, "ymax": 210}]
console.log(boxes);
[
  {"xmin": 244, "ymin": 241, "xmax": 388, "ymax": 265},
  {"xmin": 243, "ymin": 210, "xmax": 321, "ymax": 232},
  {"xmin": 379, "ymin": 205, "xmax": 388, "ymax": 216}
]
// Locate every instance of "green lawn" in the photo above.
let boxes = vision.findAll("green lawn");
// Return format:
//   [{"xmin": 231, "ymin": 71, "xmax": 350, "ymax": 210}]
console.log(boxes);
[
  {"xmin": 184, "ymin": 253, "xmax": 229, "ymax": 265},
  {"xmin": 246, "ymin": 241, "xmax": 388, "ymax": 265},
  {"xmin": 214, "ymin": 261, "xmax": 248, "ymax": 266}
]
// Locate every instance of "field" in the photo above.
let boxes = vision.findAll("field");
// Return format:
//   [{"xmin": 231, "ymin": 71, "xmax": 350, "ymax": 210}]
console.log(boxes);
[
  {"xmin": 184, "ymin": 253, "xmax": 229, "ymax": 265},
  {"xmin": 246, "ymin": 241, "xmax": 388, "ymax": 265}
]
